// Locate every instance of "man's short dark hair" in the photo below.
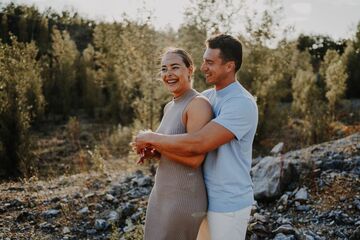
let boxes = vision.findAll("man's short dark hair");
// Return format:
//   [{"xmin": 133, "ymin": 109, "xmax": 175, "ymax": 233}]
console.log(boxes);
[{"xmin": 206, "ymin": 34, "xmax": 243, "ymax": 72}]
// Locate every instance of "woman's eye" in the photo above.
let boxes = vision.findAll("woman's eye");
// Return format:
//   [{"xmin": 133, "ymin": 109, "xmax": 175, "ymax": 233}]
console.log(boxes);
[{"xmin": 161, "ymin": 68, "xmax": 167, "ymax": 72}]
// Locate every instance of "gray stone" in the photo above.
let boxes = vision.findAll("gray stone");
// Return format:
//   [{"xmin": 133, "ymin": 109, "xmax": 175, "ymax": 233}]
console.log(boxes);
[
  {"xmin": 277, "ymin": 194, "xmax": 289, "ymax": 206},
  {"xmin": 42, "ymin": 209, "xmax": 61, "ymax": 218},
  {"xmin": 273, "ymin": 233, "xmax": 296, "ymax": 240},
  {"xmin": 107, "ymin": 210, "xmax": 120, "ymax": 224},
  {"xmin": 252, "ymin": 156, "xmax": 299, "ymax": 199},
  {"xmin": 117, "ymin": 202, "xmax": 136, "ymax": 220},
  {"xmin": 62, "ymin": 227, "xmax": 71, "ymax": 234},
  {"xmin": 271, "ymin": 142, "xmax": 284, "ymax": 154},
  {"xmin": 295, "ymin": 187, "xmax": 309, "ymax": 202},
  {"xmin": 272, "ymin": 224, "xmax": 296, "ymax": 235},
  {"xmin": 248, "ymin": 222, "xmax": 269, "ymax": 237},
  {"xmin": 130, "ymin": 211, "xmax": 143, "ymax": 223},
  {"xmin": 350, "ymin": 226, "xmax": 360, "ymax": 240},
  {"xmin": 296, "ymin": 205, "xmax": 310, "ymax": 211},
  {"xmin": 104, "ymin": 193, "xmax": 115, "ymax": 202},
  {"xmin": 132, "ymin": 175, "xmax": 153, "ymax": 187},
  {"xmin": 94, "ymin": 219, "xmax": 108, "ymax": 231},
  {"xmin": 78, "ymin": 207, "xmax": 89, "ymax": 215},
  {"xmin": 252, "ymin": 213, "xmax": 268, "ymax": 223}
]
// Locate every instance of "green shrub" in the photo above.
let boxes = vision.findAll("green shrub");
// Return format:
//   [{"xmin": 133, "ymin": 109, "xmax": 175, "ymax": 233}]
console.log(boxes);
[{"xmin": 0, "ymin": 36, "xmax": 44, "ymax": 178}]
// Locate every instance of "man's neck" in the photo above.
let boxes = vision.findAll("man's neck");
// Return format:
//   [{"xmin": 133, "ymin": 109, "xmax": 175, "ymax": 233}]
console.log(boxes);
[{"xmin": 215, "ymin": 77, "xmax": 236, "ymax": 91}]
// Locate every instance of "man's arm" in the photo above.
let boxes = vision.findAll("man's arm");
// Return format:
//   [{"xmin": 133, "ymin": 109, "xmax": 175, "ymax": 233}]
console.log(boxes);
[
  {"xmin": 136, "ymin": 121, "xmax": 234, "ymax": 157},
  {"xmin": 135, "ymin": 97, "xmax": 256, "ymax": 157}
]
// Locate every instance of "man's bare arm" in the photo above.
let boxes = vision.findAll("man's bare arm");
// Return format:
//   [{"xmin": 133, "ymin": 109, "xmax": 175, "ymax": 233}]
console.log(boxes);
[
  {"xmin": 160, "ymin": 150, "xmax": 204, "ymax": 169},
  {"xmin": 135, "ymin": 121, "xmax": 235, "ymax": 157}
]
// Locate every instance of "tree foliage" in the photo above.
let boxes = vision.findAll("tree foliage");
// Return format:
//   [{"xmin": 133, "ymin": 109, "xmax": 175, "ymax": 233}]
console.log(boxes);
[
  {"xmin": 0, "ymin": 36, "xmax": 44, "ymax": 177},
  {"xmin": 0, "ymin": 2, "xmax": 359, "ymax": 178}
]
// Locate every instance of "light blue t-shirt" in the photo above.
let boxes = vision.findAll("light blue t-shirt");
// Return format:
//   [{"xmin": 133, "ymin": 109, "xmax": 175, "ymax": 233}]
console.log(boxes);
[{"xmin": 202, "ymin": 81, "xmax": 258, "ymax": 212}]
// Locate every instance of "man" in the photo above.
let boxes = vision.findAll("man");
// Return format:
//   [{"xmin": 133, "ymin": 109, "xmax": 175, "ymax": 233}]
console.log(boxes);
[{"xmin": 135, "ymin": 34, "xmax": 258, "ymax": 240}]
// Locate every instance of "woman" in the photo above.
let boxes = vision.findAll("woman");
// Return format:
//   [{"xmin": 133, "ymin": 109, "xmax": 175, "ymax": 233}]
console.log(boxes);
[{"xmin": 136, "ymin": 48, "xmax": 212, "ymax": 240}]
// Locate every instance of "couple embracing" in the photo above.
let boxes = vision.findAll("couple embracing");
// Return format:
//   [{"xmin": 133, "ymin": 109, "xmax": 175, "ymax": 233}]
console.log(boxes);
[{"xmin": 134, "ymin": 34, "xmax": 258, "ymax": 240}]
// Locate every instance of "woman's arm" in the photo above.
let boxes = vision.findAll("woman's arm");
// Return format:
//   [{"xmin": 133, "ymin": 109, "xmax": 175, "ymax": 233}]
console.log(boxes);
[{"xmin": 156, "ymin": 96, "xmax": 213, "ymax": 168}]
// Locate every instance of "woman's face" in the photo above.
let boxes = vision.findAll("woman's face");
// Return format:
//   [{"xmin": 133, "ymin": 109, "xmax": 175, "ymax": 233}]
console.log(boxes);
[{"xmin": 160, "ymin": 52, "xmax": 193, "ymax": 98}]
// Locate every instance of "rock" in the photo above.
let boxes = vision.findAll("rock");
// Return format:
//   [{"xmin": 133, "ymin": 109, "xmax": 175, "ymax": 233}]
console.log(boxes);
[
  {"xmin": 320, "ymin": 159, "xmax": 345, "ymax": 171},
  {"xmin": 51, "ymin": 196, "xmax": 61, "ymax": 203},
  {"xmin": 104, "ymin": 193, "xmax": 115, "ymax": 202},
  {"xmin": 107, "ymin": 210, "xmax": 120, "ymax": 224},
  {"xmin": 130, "ymin": 211, "xmax": 143, "ymax": 223},
  {"xmin": 117, "ymin": 202, "xmax": 136, "ymax": 219},
  {"xmin": 252, "ymin": 157, "xmax": 263, "ymax": 167},
  {"xmin": 247, "ymin": 222, "xmax": 269, "ymax": 237},
  {"xmin": 62, "ymin": 227, "xmax": 71, "ymax": 234},
  {"xmin": 84, "ymin": 192, "xmax": 95, "ymax": 199},
  {"xmin": 73, "ymin": 192, "xmax": 82, "ymax": 199},
  {"xmin": 295, "ymin": 187, "xmax": 309, "ymax": 202},
  {"xmin": 94, "ymin": 219, "xmax": 108, "ymax": 231},
  {"xmin": 271, "ymin": 142, "xmax": 284, "ymax": 154},
  {"xmin": 277, "ymin": 194, "xmax": 289, "ymax": 207},
  {"xmin": 132, "ymin": 175, "xmax": 153, "ymax": 187},
  {"xmin": 249, "ymin": 234, "xmax": 260, "ymax": 240},
  {"xmin": 353, "ymin": 199, "xmax": 360, "ymax": 210},
  {"xmin": 78, "ymin": 207, "xmax": 89, "ymax": 215},
  {"xmin": 42, "ymin": 209, "xmax": 61, "ymax": 218},
  {"xmin": 252, "ymin": 156, "xmax": 300, "ymax": 199},
  {"xmin": 252, "ymin": 213, "xmax": 269, "ymax": 223},
  {"xmin": 86, "ymin": 229, "xmax": 97, "ymax": 235},
  {"xmin": 95, "ymin": 203, "xmax": 103, "ymax": 211},
  {"xmin": 6, "ymin": 198, "xmax": 23, "ymax": 208},
  {"xmin": 109, "ymin": 184, "xmax": 124, "ymax": 196},
  {"xmin": 303, "ymin": 234, "xmax": 315, "ymax": 240},
  {"xmin": 273, "ymin": 233, "xmax": 296, "ymax": 240},
  {"xmin": 272, "ymin": 224, "xmax": 296, "ymax": 235},
  {"xmin": 350, "ymin": 226, "xmax": 360, "ymax": 240},
  {"xmin": 276, "ymin": 217, "xmax": 292, "ymax": 225},
  {"xmin": 39, "ymin": 222, "xmax": 55, "ymax": 233},
  {"xmin": 16, "ymin": 211, "xmax": 36, "ymax": 222},
  {"xmin": 126, "ymin": 187, "xmax": 151, "ymax": 198}
]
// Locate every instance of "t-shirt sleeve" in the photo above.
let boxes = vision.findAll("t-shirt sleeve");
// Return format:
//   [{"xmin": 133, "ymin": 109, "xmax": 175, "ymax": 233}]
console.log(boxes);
[{"xmin": 212, "ymin": 97, "xmax": 257, "ymax": 140}]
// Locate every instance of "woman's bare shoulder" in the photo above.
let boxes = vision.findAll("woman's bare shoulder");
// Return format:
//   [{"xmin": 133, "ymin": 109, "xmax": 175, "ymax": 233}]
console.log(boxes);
[{"xmin": 187, "ymin": 95, "xmax": 212, "ymax": 115}]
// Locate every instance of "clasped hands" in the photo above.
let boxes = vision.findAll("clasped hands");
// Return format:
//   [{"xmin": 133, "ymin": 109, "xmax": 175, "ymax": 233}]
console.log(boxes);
[{"xmin": 132, "ymin": 130, "xmax": 160, "ymax": 164}]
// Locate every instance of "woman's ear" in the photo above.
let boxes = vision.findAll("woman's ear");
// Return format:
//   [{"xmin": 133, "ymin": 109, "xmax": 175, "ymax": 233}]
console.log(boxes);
[{"xmin": 188, "ymin": 66, "xmax": 194, "ymax": 75}]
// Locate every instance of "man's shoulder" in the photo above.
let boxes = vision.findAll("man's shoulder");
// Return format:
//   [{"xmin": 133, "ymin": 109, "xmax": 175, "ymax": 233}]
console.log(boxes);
[
  {"xmin": 201, "ymin": 88, "xmax": 215, "ymax": 98},
  {"xmin": 225, "ymin": 89, "xmax": 257, "ymax": 106}
]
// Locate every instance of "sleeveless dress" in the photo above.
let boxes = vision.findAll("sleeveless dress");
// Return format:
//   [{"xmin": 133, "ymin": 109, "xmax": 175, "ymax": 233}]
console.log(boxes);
[{"xmin": 144, "ymin": 89, "xmax": 208, "ymax": 240}]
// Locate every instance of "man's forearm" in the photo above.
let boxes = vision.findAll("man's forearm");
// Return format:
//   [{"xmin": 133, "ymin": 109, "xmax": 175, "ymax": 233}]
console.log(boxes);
[
  {"xmin": 160, "ymin": 150, "xmax": 205, "ymax": 169},
  {"xmin": 148, "ymin": 132, "xmax": 205, "ymax": 157}
]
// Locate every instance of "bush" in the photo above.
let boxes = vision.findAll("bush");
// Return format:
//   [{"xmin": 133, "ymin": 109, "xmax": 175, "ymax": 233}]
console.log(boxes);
[{"xmin": 0, "ymin": 36, "xmax": 44, "ymax": 178}]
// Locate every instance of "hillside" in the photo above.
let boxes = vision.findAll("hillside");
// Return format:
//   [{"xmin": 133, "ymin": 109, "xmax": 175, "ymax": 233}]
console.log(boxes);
[{"xmin": 0, "ymin": 133, "xmax": 359, "ymax": 240}]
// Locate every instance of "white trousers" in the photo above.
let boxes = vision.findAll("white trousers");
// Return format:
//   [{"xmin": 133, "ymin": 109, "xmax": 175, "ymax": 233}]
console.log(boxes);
[{"xmin": 196, "ymin": 206, "xmax": 252, "ymax": 240}]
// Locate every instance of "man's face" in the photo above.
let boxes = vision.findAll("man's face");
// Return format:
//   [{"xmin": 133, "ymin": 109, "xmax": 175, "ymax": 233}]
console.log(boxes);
[{"xmin": 200, "ymin": 48, "xmax": 228, "ymax": 85}]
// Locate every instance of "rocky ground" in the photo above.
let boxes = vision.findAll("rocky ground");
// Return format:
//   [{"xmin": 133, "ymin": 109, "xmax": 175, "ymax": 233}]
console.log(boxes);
[{"xmin": 0, "ymin": 133, "xmax": 359, "ymax": 240}]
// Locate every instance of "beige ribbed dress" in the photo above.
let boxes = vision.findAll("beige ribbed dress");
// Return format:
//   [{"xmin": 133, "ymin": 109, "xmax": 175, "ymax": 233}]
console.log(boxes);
[{"xmin": 144, "ymin": 89, "xmax": 207, "ymax": 240}]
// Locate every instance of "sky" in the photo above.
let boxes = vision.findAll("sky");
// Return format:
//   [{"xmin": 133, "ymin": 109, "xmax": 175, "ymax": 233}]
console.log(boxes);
[{"xmin": 1, "ymin": 0, "xmax": 360, "ymax": 40}]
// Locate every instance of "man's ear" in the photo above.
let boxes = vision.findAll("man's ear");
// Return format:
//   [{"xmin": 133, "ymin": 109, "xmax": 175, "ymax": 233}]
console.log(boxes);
[{"xmin": 226, "ymin": 61, "xmax": 235, "ymax": 73}]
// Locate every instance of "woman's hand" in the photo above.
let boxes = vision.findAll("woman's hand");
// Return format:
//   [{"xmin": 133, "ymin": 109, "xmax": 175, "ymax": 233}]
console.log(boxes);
[
  {"xmin": 136, "ymin": 147, "xmax": 161, "ymax": 164},
  {"xmin": 134, "ymin": 129, "xmax": 155, "ymax": 151},
  {"xmin": 132, "ymin": 130, "xmax": 159, "ymax": 164}
]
